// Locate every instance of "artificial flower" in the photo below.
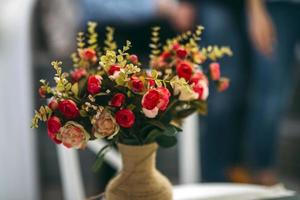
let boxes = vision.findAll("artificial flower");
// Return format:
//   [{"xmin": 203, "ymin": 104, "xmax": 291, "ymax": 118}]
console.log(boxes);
[
  {"xmin": 71, "ymin": 68, "xmax": 87, "ymax": 82},
  {"xmin": 58, "ymin": 121, "xmax": 90, "ymax": 149},
  {"xmin": 115, "ymin": 109, "xmax": 135, "ymax": 128},
  {"xmin": 58, "ymin": 99, "xmax": 79, "ymax": 119},
  {"xmin": 209, "ymin": 62, "xmax": 221, "ymax": 80},
  {"xmin": 176, "ymin": 61, "xmax": 193, "ymax": 81},
  {"xmin": 193, "ymin": 80, "xmax": 209, "ymax": 101},
  {"xmin": 176, "ymin": 48, "xmax": 187, "ymax": 59},
  {"xmin": 130, "ymin": 76, "xmax": 144, "ymax": 93},
  {"xmin": 48, "ymin": 99, "xmax": 59, "ymax": 111},
  {"xmin": 91, "ymin": 107, "xmax": 119, "ymax": 139},
  {"xmin": 109, "ymin": 93, "xmax": 126, "ymax": 107},
  {"xmin": 87, "ymin": 75, "xmax": 102, "ymax": 95},
  {"xmin": 217, "ymin": 78, "xmax": 230, "ymax": 92},
  {"xmin": 47, "ymin": 116, "xmax": 61, "ymax": 134}
]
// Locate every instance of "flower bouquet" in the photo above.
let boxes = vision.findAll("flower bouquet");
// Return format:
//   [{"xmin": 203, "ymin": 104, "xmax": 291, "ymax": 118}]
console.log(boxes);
[{"xmin": 32, "ymin": 22, "xmax": 232, "ymax": 200}]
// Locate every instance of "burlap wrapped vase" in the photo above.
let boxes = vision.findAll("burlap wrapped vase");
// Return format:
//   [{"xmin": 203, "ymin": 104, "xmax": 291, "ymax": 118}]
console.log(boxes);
[{"xmin": 105, "ymin": 143, "xmax": 172, "ymax": 200}]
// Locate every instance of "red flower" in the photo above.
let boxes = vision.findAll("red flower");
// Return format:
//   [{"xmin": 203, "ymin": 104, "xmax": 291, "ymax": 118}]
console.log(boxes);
[
  {"xmin": 176, "ymin": 48, "xmax": 187, "ymax": 59},
  {"xmin": 81, "ymin": 48, "xmax": 97, "ymax": 61},
  {"xmin": 58, "ymin": 99, "xmax": 79, "ymax": 119},
  {"xmin": 108, "ymin": 65, "xmax": 121, "ymax": 76},
  {"xmin": 115, "ymin": 109, "xmax": 135, "ymax": 128},
  {"xmin": 142, "ymin": 89, "xmax": 160, "ymax": 110},
  {"xmin": 156, "ymin": 87, "xmax": 171, "ymax": 111},
  {"xmin": 48, "ymin": 130, "xmax": 62, "ymax": 144},
  {"xmin": 129, "ymin": 54, "xmax": 138, "ymax": 64},
  {"xmin": 38, "ymin": 86, "xmax": 46, "ymax": 98},
  {"xmin": 87, "ymin": 75, "xmax": 102, "ymax": 94},
  {"xmin": 47, "ymin": 116, "xmax": 62, "ymax": 134},
  {"xmin": 190, "ymin": 71, "xmax": 208, "ymax": 85},
  {"xmin": 130, "ymin": 76, "xmax": 144, "ymax": 93},
  {"xmin": 209, "ymin": 62, "xmax": 221, "ymax": 81},
  {"xmin": 217, "ymin": 78, "xmax": 230, "ymax": 92},
  {"xmin": 176, "ymin": 61, "xmax": 193, "ymax": 81},
  {"xmin": 71, "ymin": 68, "xmax": 87, "ymax": 82},
  {"xmin": 48, "ymin": 99, "xmax": 59, "ymax": 111},
  {"xmin": 110, "ymin": 93, "xmax": 126, "ymax": 107},
  {"xmin": 161, "ymin": 51, "xmax": 171, "ymax": 61},
  {"xmin": 172, "ymin": 43, "xmax": 180, "ymax": 50}
]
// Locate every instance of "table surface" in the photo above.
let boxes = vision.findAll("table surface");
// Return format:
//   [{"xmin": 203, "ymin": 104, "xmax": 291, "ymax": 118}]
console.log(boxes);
[{"xmin": 98, "ymin": 183, "xmax": 296, "ymax": 200}]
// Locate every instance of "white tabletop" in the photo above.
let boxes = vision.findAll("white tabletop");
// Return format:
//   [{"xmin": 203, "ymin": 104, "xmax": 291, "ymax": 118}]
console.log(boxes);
[{"xmin": 173, "ymin": 183, "xmax": 295, "ymax": 200}]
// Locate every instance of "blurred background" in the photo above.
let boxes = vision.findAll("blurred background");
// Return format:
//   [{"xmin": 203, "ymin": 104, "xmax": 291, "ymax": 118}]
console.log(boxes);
[{"xmin": 1, "ymin": 0, "xmax": 300, "ymax": 199}]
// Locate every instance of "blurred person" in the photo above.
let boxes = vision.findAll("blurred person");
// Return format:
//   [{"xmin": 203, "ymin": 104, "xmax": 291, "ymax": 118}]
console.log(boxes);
[
  {"xmin": 198, "ymin": 0, "xmax": 300, "ymax": 185},
  {"xmin": 244, "ymin": 0, "xmax": 300, "ymax": 185},
  {"xmin": 38, "ymin": 0, "xmax": 195, "ymax": 58}
]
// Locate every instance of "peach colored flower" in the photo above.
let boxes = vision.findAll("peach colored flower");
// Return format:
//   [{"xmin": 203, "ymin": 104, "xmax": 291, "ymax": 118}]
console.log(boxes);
[
  {"xmin": 58, "ymin": 121, "xmax": 90, "ymax": 149},
  {"xmin": 91, "ymin": 107, "xmax": 119, "ymax": 139}
]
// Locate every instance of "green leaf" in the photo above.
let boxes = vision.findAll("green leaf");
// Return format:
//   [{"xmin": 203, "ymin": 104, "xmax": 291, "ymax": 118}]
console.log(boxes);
[
  {"xmin": 156, "ymin": 135, "xmax": 177, "ymax": 148},
  {"xmin": 92, "ymin": 144, "xmax": 110, "ymax": 172},
  {"xmin": 144, "ymin": 128, "xmax": 162, "ymax": 144}
]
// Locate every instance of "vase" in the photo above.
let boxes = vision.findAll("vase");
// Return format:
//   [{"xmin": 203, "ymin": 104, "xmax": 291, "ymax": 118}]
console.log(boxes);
[{"xmin": 105, "ymin": 143, "xmax": 172, "ymax": 200}]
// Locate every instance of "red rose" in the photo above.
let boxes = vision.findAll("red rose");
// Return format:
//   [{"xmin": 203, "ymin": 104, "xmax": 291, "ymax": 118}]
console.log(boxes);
[
  {"xmin": 58, "ymin": 99, "xmax": 80, "ymax": 119},
  {"xmin": 81, "ymin": 48, "xmax": 97, "ymax": 61},
  {"xmin": 156, "ymin": 87, "xmax": 171, "ymax": 111},
  {"xmin": 130, "ymin": 76, "xmax": 144, "ymax": 93},
  {"xmin": 48, "ymin": 130, "xmax": 62, "ymax": 144},
  {"xmin": 110, "ymin": 93, "xmax": 126, "ymax": 107},
  {"xmin": 115, "ymin": 109, "xmax": 135, "ymax": 128},
  {"xmin": 38, "ymin": 86, "xmax": 46, "ymax": 98},
  {"xmin": 48, "ymin": 99, "xmax": 59, "ymax": 111},
  {"xmin": 209, "ymin": 62, "xmax": 221, "ymax": 80},
  {"xmin": 47, "ymin": 116, "xmax": 62, "ymax": 134},
  {"xmin": 142, "ymin": 89, "xmax": 160, "ymax": 110},
  {"xmin": 161, "ymin": 51, "xmax": 171, "ymax": 61},
  {"xmin": 190, "ymin": 71, "xmax": 208, "ymax": 85},
  {"xmin": 108, "ymin": 65, "xmax": 121, "ymax": 76},
  {"xmin": 217, "ymin": 78, "xmax": 230, "ymax": 92},
  {"xmin": 176, "ymin": 61, "xmax": 193, "ymax": 81},
  {"xmin": 176, "ymin": 48, "xmax": 187, "ymax": 59},
  {"xmin": 87, "ymin": 75, "xmax": 102, "ymax": 94},
  {"xmin": 71, "ymin": 68, "xmax": 87, "ymax": 82},
  {"xmin": 129, "ymin": 54, "xmax": 138, "ymax": 64}
]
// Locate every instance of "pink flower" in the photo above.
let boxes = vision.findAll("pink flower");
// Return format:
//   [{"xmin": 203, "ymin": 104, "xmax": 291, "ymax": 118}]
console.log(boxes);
[
  {"xmin": 142, "ymin": 87, "xmax": 170, "ymax": 118},
  {"xmin": 58, "ymin": 121, "xmax": 90, "ymax": 149},
  {"xmin": 71, "ymin": 68, "xmax": 87, "ymax": 82},
  {"xmin": 190, "ymin": 71, "xmax": 208, "ymax": 85},
  {"xmin": 217, "ymin": 78, "xmax": 230, "ymax": 92},
  {"xmin": 109, "ymin": 93, "xmax": 126, "ymax": 107},
  {"xmin": 209, "ymin": 62, "xmax": 221, "ymax": 81},
  {"xmin": 48, "ymin": 99, "xmax": 59, "ymax": 111},
  {"xmin": 108, "ymin": 65, "xmax": 121, "ymax": 76},
  {"xmin": 87, "ymin": 75, "xmax": 102, "ymax": 95},
  {"xmin": 156, "ymin": 87, "xmax": 171, "ymax": 111},
  {"xmin": 193, "ymin": 80, "xmax": 209, "ymax": 101},
  {"xmin": 129, "ymin": 54, "xmax": 138, "ymax": 64}
]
